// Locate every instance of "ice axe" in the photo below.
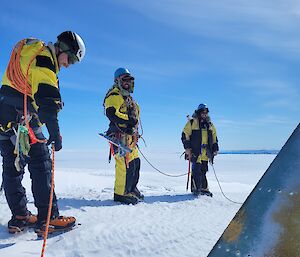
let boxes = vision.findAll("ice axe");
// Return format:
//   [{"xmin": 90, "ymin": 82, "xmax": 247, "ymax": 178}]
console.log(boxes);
[
  {"xmin": 185, "ymin": 114, "xmax": 192, "ymax": 191},
  {"xmin": 186, "ymin": 159, "xmax": 191, "ymax": 191}
]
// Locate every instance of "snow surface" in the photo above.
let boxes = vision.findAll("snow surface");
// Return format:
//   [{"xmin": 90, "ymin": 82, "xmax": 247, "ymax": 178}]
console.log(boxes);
[{"xmin": 0, "ymin": 150, "xmax": 275, "ymax": 257}]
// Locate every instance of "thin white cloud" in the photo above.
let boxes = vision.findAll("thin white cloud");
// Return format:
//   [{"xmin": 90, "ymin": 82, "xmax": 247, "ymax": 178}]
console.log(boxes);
[
  {"xmin": 87, "ymin": 56, "xmax": 205, "ymax": 79},
  {"xmin": 241, "ymin": 79, "xmax": 298, "ymax": 97},
  {"xmin": 0, "ymin": 10, "xmax": 57, "ymax": 39},
  {"xmin": 216, "ymin": 115, "xmax": 295, "ymax": 128},
  {"xmin": 118, "ymin": 0, "xmax": 300, "ymax": 57},
  {"xmin": 236, "ymin": 79, "xmax": 300, "ymax": 111},
  {"xmin": 216, "ymin": 118, "xmax": 258, "ymax": 128},
  {"xmin": 263, "ymin": 98, "xmax": 300, "ymax": 111},
  {"xmin": 255, "ymin": 115, "xmax": 297, "ymax": 125}
]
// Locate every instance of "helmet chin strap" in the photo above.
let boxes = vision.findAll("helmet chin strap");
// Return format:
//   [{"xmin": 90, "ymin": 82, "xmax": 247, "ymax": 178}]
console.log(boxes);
[{"xmin": 54, "ymin": 43, "xmax": 64, "ymax": 60}]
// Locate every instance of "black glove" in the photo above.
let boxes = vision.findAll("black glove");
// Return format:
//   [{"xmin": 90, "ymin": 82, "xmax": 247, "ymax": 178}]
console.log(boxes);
[
  {"xmin": 124, "ymin": 127, "xmax": 134, "ymax": 135},
  {"xmin": 46, "ymin": 120, "xmax": 62, "ymax": 151},
  {"xmin": 127, "ymin": 117, "xmax": 138, "ymax": 127}
]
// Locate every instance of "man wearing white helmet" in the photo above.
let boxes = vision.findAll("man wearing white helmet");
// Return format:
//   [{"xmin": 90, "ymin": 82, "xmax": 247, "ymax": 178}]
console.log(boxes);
[{"xmin": 0, "ymin": 31, "xmax": 85, "ymax": 235}]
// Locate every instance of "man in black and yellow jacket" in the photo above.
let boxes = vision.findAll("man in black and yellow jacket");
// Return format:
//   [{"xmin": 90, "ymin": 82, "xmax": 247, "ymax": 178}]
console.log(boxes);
[
  {"xmin": 181, "ymin": 103, "xmax": 219, "ymax": 197},
  {"xmin": 104, "ymin": 67, "xmax": 143, "ymax": 205},
  {"xmin": 0, "ymin": 31, "xmax": 85, "ymax": 235}
]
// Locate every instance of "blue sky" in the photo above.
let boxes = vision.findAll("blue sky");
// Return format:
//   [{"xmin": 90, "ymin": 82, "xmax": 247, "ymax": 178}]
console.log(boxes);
[{"xmin": 1, "ymin": 0, "xmax": 299, "ymax": 151}]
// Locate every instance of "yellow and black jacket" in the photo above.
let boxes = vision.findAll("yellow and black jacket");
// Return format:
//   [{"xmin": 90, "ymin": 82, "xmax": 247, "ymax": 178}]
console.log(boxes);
[
  {"xmin": 181, "ymin": 117, "xmax": 219, "ymax": 163},
  {"xmin": 104, "ymin": 85, "xmax": 140, "ymax": 195},
  {"xmin": 0, "ymin": 39, "xmax": 61, "ymax": 130},
  {"xmin": 104, "ymin": 85, "xmax": 140, "ymax": 135}
]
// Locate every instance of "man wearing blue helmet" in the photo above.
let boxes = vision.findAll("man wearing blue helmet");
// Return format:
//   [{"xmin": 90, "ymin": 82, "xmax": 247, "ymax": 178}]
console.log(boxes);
[
  {"xmin": 103, "ymin": 67, "xmax": 142, "ymax": 204},
  {"xmin": 181, "ymin": 103, "xmax": 219, "ymax": 197}
]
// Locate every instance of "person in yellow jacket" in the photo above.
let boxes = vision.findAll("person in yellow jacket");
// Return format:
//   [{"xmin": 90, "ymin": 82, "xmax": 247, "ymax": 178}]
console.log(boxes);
[
  {"xmin": 0, "ymin": 31, "xmax": 85, "ymax": 235},
  {"xmin": 181, "ymin": 103, "xmax": 219, "ymax": 197},
  {"xmin": 104, "ymin": 67, "xmax": 143, "ymax": 205}
]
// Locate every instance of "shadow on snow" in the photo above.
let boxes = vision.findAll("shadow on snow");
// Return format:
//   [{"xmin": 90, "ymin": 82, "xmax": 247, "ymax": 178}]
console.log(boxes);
[{"xmin": 58, "ymin": 193, "xmax": 197, "ymax": 210}]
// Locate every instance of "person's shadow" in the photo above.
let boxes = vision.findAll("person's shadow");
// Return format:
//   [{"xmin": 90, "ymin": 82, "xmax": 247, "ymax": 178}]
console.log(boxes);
[
  {"xmin": 0, "ymin": 242, "xmax": 15, "ymax": 249},
  {"xmin": 0, "ymin": 224, "xmax": 16, "ymax": 248},
  {"xmin": 144, "ymin": 194, "xmax": 196, "ymax": 204},
  {"xmin": 58, "ymin": 193, "xmax": 196, "ymax": 210}
]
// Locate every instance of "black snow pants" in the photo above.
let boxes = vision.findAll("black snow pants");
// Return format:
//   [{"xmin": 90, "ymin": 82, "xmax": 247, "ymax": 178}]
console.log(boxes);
[
  {"xmin": 191, "ymin": 161, "xmax": 208, "ymax": 192},
  {"xmin": 0, "ymin": 128, "xmax": 59, "ymax": 222}
]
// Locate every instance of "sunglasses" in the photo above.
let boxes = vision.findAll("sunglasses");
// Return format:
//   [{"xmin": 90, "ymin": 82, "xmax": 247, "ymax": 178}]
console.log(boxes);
[{"xmin": 120, "ymin": 75, "xmax": 134, "ymax": 82}]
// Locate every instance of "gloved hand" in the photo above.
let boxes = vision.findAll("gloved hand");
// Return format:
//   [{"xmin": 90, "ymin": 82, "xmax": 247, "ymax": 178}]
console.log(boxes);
[
  {"xmin": 123, "ymin": 126, "xmax": 135, "ymax": 135},
  {"xmin": 185, "ymin": 148, "xmax": 192, "ymax": 161},
  {"xmin": 46, "ymin": 120, "xmax": 62, "ymax": 151},
  {"xmin": 127, "ymin": 117, "xmax": 138, "ymax": 127}
]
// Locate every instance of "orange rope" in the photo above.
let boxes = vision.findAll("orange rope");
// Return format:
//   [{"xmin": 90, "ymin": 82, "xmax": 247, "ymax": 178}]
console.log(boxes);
[
  {"xmin": 6, "ymin": 39, "xmax": 46, "ymax": 143},
  {"xmin": 40, "ymin": 143, "xmax": 55, "ymax": 257},
  {"xmin": 6, "ymin": 40, "xmax": 35, "ymax": 98}
]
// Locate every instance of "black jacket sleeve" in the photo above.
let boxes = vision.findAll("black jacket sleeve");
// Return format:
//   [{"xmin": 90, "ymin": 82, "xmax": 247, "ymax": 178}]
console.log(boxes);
[
  {"xmin": 34, "ymin": 83, "xmax": 62, "ymax": 123},
  {"xmin": 106, "ymin": 107, "xmax": 137, "ymax": 127}
]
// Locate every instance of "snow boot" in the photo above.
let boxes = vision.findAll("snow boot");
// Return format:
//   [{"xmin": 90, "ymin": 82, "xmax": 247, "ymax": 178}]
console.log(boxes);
[
  {"xmin": 192, "ymin": 189, "xmax": 201, "ymax": 196},
  {"xmin": 8, "ymin": 211, "xmax": 37, "ymax": 233},
  {"xmin": 114, "ymin": 193, "xmax": 140, "ymax": 205},
  {"xmin": 200, "ymin": 189, "xmax": 213, "ymax": 197},
  {"xmin": 34, "ymin": 215, "xmax": 76, "ymax": 237},
  {"xmin": 132, "ymin": 188, "xmax": 144, "ymax": 200}
]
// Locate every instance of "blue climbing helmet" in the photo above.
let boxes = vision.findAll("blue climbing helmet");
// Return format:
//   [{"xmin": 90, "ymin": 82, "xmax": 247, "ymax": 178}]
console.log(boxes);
[
  {"xmin": 197, "ymin": 103, "xmax": 209, "ymax": 113},
  {"xmin": 114, "ymin": 67, "xmax": 135, "ymax": 94},
  {"xmin": 114, "ymin": 67, "xmax": 131, "ymax": 80}
]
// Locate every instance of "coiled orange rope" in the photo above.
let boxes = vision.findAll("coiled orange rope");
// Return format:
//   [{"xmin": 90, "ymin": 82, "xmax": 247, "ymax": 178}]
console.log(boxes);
[
  {"xmin": 6, "ymin": 39, "xmax": 46, "ymax": 143},
  {"xmin": 7, "ymin": 40, "xmax": 32, "ymax": 95}
]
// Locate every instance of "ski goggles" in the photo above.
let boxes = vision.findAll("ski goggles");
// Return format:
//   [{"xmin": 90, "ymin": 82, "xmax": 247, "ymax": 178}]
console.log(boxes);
[
  {"xmin": 59, "ymin": 42, "xmax": 79, "ymax": 65},
  {"xmin": 65, "ymin": 51, "xmax": 79, "ymax": 65}
]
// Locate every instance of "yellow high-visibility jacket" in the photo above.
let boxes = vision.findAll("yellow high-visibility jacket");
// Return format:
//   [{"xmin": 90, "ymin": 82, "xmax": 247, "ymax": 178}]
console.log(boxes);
[
  {"xmin": 1, "ymin": 39, "xmax": 61, "ymax": 127},
  {"xmin": 182, "ymin": 117, "xmax": 219, "ymax": 162},
  {"xmin": 104, "ymin": 85, "xmax": 140, "ymax": 134},
  {"xmin": 104, "ymin": 85, "xmax": 140, "ymax": 160}
]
